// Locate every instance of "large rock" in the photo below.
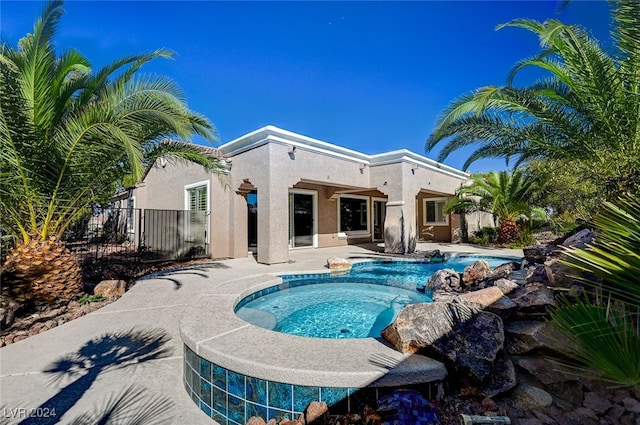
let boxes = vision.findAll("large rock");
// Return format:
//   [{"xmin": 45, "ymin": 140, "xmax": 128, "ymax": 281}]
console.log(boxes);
[
  {"xmin": 327, "ymin": 257, "xmax": 351, "ymax": 274},
  {"xmin": 494, "ymin": 278, "xmax": 519, "ymax": 295},
  {"xmin": 562, "ymin": 228, "xmax": 595, "ymax": 249},
  {"xmin": 544, "ymin": 257, "xmax": 580, "ymax": 287},
  {"xmin": 505, "ymin": 320, "xmax": 548, "ymax": 354},
  {"xmin": 425, "ymin": 268, "xmax": 461, "ymax": 292},
  {"xmin": 522, "ymin": 246, "xmax": 549, "ymax": 264},
  {"xmin": 481, "ymin": 352, "xmax": 517, "ymax": 397},
  {"xmin": 456, "ymin": 287, "xmax": 506, "ymax": 308},
  {"xmin": 509, "ymin": 282, "xmax": 555, "ymax": 313},
  {"xmin": 485, "ymin": 262, "xmax": 519, "ymax": 283},
  {"xmin": 513, "ymin": 356, "xmax": 572, "ymax": 385},
  {"xmin": 382, "ymin": 303, "xmax": 504, "ymax": 382},
  {"xmin": 463, "ymin": 260, "xmax": 491, "ymax": 284},
  {"xmin": 93, "ymin": 279, "xmax": 126, "ymax": 299},
  {"xmin": 513, "ymin": 385, "xmax": 554, "ymax": 410}
]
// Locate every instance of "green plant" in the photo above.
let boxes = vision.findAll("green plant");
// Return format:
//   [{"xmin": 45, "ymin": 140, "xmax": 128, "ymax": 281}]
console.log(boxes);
[
  {"xmin": 445, "ymin": 170, "xmax": 538, "ymax": 243},
  {"xmin": 426, "ymin": 1, "xmax": 640, "ymax": 202},
  {"xmin": 77, "ymin": 294, "xmax": 107, "ymax": 305},
  {"xmin": 549, "ymin": 194, "xmax": 640, "ymax": 389},
  {"xmin": 0, "ymin": 1, "xmax": 227, "ymax": 305},
  {"xmin": 471, "ymin": 226, "xmax": 498, "ymax": 245}
]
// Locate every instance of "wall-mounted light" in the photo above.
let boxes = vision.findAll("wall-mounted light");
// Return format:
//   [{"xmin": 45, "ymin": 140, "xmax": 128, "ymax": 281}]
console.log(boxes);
[
  {"xmin": 359, "ymin": 163, "xmax": 366, "ymax": 171},
  {"xmin": 159, "ymin": 157, "xmax": 167, "ymax": 168},
  {"xmin": 288, "ymin": 145, "xmax": 296, "ymax": 154},
  {"xmin": 411, "ymin": 163, "xmax": 419, "ymax": 174}
]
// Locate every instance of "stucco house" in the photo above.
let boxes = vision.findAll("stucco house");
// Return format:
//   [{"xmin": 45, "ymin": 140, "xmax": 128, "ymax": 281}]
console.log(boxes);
[{"xmin": 128, "ymin": 125, "xmax": 489, "ymax": 264}]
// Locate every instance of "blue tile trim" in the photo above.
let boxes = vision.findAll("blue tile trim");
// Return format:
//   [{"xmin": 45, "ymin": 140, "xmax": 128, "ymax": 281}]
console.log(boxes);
[
  {"xmin": 185, "ymin": 345, "xmax": 369, "ymax": 423},
  {"xmin": 185, "ymin": 344, "xmax": 441, "ymax": 423}
]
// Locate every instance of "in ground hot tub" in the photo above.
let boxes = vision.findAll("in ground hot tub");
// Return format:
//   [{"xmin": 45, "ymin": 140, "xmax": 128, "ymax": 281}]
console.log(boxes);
[{"xmin": 180, "ymin": 272, "xmax": 447, "ymax": 424}]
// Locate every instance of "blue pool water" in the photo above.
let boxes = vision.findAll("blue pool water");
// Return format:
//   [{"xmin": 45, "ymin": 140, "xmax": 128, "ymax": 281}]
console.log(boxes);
[{"xmin": 236, "ymin": 256, "xmax": 515, "ymax": 339}]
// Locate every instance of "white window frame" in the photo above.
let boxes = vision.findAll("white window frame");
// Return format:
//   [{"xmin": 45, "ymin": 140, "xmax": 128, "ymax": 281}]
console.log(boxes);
[
  {"xmin": 184, "ymin": 180, "xmax": 210, "ymax": 243},
  {"xmin": 337, "ymin": 194, "xmax": 370, "ymax": 239},
  {"xmin": 423, "ymin": 197, "xmax": 449, "ymax": 226}
]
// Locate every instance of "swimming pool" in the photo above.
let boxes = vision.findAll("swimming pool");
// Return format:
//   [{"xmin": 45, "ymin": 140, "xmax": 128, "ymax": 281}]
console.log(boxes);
[{"xmin": 236, "ymin": 256, "xmax": 513, "ymax": 339}]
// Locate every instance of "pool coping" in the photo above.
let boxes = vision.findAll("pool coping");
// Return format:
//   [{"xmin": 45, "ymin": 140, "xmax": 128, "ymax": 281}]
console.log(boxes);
[{"xmin": 179, "ymin": 270, "xmax": 448, "ymax": 389}]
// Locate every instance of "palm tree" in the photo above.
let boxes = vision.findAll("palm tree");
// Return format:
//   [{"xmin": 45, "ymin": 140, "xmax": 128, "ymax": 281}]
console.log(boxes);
[
  {"xmin": 445, "ymin": 170, "xmax": 538, "ymax": 243},
  {"xmin": 0, "ymin": 1, "xmax": 226, "ymax": 306},
  {"xmin": 426, "ymin": 1, "xmax": 640, "ymax": 201}
]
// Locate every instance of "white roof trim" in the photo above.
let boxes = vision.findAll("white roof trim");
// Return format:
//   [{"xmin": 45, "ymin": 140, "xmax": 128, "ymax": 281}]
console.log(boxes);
[{"xmin": 219, "ymin": 125, "xmax": 468, "ymax": 179}]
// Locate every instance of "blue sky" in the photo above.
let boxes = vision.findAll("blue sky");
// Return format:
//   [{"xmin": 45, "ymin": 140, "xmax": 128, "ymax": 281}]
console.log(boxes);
[{"xmin": 2, "ymin": 1, "xmax": 609, "ymax": 173}]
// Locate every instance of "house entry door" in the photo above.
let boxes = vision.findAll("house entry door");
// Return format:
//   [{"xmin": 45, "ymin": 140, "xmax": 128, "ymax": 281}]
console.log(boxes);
[{"xmin": 289, "ymin": 192, "xmax": 315, "ymax": 248}]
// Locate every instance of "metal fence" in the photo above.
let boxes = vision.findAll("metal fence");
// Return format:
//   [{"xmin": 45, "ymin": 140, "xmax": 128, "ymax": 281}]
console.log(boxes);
[{"xmin": 64, "ymin": 208, "xmax": 210, "ymax": 265}]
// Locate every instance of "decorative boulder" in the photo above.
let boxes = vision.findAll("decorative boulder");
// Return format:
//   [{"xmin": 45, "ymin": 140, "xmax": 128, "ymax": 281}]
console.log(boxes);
[
  {"xmin": 504, "ymin": 320, "xmax": 548, "ymax": 354},
  {"xmin": 494, "ymin": 278, "xmax": 519, "ymax": 295},
  {"xmin": 562, "ymin": 228, "xmax": 595, "ymax": 249},
  {"xmin": 424, "ymin": 268, "xmax": 461, "ymax": 292},
  {"xmin": 93, "ymin": 279, "xmax": 126, "ymax": 299},
  {"xmin": 382, "ymin": 302, "xmax": 504, "ymax": 382},
  {"xmin": 462, "ymin": 260, "xmax": 491, "ymax": 284},
  {"xmin": 544, "ymin": 257, "xmax": 579, "ymax": 287},
  {"xmin": 481, "ymin": 352, "xmax": 517, "ymax": 397},
  {"xmin": 456, "ymin": 286, "xmax": 506, "ymax": 309},
  {"xmin": 513, "ymin": 385, "xmax": 554, "ymax": 411},
  {"xmin": 509, "ymin": 282, "xmax": 555, "ymax": 313},
  {"xmin": 485, "ymin": 262, "xmax": 519, "ymax": 283},
  {"xmin": 327, "ymin": 257, "xmax": 351, "ymax": 274}
]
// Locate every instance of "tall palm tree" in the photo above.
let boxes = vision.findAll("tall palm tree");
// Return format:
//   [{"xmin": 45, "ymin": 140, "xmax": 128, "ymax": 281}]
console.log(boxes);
[
  {"xmin": 0, "ymin": 1, "xmax": 226, "ymax": 306},
  {"xmin": 426, "ymin": 1, "xmax": 640, "ymax": 200},
  {"xmin": 445, "ymin": 170, "xmax": 538, "ymax": 243}
]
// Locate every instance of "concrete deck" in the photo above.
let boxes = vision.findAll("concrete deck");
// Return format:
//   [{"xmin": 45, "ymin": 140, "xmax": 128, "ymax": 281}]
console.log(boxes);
[{"xmin": 0, "ymin": 243, "xmax": 522, "ymax": 425}]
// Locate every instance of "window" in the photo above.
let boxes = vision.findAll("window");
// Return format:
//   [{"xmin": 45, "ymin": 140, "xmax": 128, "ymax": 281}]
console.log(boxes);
[
  {"xmin": 187, "ymin": 185, "xmax": 208, "ymax": 212},
  {"xmin": 339, "ymin": 195, "xmax": 369, "ymax": 234},
  {"xmin": 185, "ymin": 181, "xmax": 209, "ymax": 242},
  {"xmin": 424, "ymin": 198, "xmax": 449, "ymax": 226}
]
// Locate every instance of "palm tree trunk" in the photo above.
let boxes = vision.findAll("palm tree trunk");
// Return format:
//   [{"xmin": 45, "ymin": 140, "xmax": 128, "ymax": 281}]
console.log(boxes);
[
  {"xmin": 3, "ymin": 236, "xmax": 83, "ymax": 306},
  {"xmin": 498, "ymin": 220, "xmax": 520, "ymax": 244}
]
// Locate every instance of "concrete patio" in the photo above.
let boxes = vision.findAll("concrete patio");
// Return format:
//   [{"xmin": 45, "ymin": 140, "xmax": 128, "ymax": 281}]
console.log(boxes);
[{"xmin": 0, "ymin": 243, "xmax": 522, "ymax": 425}]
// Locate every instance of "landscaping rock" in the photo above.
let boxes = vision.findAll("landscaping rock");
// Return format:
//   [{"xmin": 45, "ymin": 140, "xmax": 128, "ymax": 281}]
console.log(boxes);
[
  {"xmin": 544, "ymin": 257, "xmax": 578, "ymax": 287},
  {"xmin": 462, "ymin": 260, "xmax": 491, "ymax": 284},
  {"xmin": 522, "ymin": 246, "xmax": 549, "ymax": 264},
  {"xmin": 93, "ymin": 279, "xmax": 126, "ymax": 299},
  {"xmin": 513, "ymin": 385, "xmax": 554, "ymax": 411},
  {"xmin": 326, "ymin": 257, "xmax": 351, "ymax": 274},
  {"xmin": 480, "ymin": 352, "xmax": 517, "ymax": 397},
  {"xmin": 509, "ymin": 282, "xmax": 555, "ymax": 313},
  {"xmin": 302, "ymin": 401, "xmax": 329, "ymax": 424},
  {"xmin": 425, "ymin": 269, "xmax": 461, "ymax": 292},
  {"xmin": 622, "ymin": 397, "xmax": 640, "ymax": 414},
  {"xmin": 246, "ymin": 417, "xmax": 266, "ymax": 425},
  {"xmin": 456, "ymin": 287, "xmax": 506, "ymax": 308},
  {"xmin": 562, "ymin": 228, "xmax": 595, "ymax": 249},
  {"xmin": 485, "ymin": 262, "xmax": 519, "ymax": 282},
  {"xmin": 583, "ymin": 392, "xmax": 613, "ymax": 414},
  {"xmin": 504, "ymin": 321, "xmax": 547, "ymax": 354},
  {"xmin": 494, "ymin": 278, "xmax": 519, "ymax": 295},
  {"xmin": 382, "ymin": 303, "xmax": 504, "ymax": 382}
]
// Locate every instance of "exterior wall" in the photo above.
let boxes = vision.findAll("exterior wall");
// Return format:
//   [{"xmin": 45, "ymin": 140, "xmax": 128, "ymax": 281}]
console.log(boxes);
[{"xmin": 134, "ymin": 126, "xmax": 471, "ymax": 264}]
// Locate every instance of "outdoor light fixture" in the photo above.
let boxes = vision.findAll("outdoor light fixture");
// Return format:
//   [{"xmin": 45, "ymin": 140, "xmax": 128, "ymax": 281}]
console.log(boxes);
[
  {"xmin": 359, "ymin": 163, "xmax": 366, "ymax": 171},
  {"xmin": 159, "ymin": 157, "xmax": 167, "ymax": 168},
  {"xmin": 288, "ymin": 145, "xmax": 296, "ymax": 154}
]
